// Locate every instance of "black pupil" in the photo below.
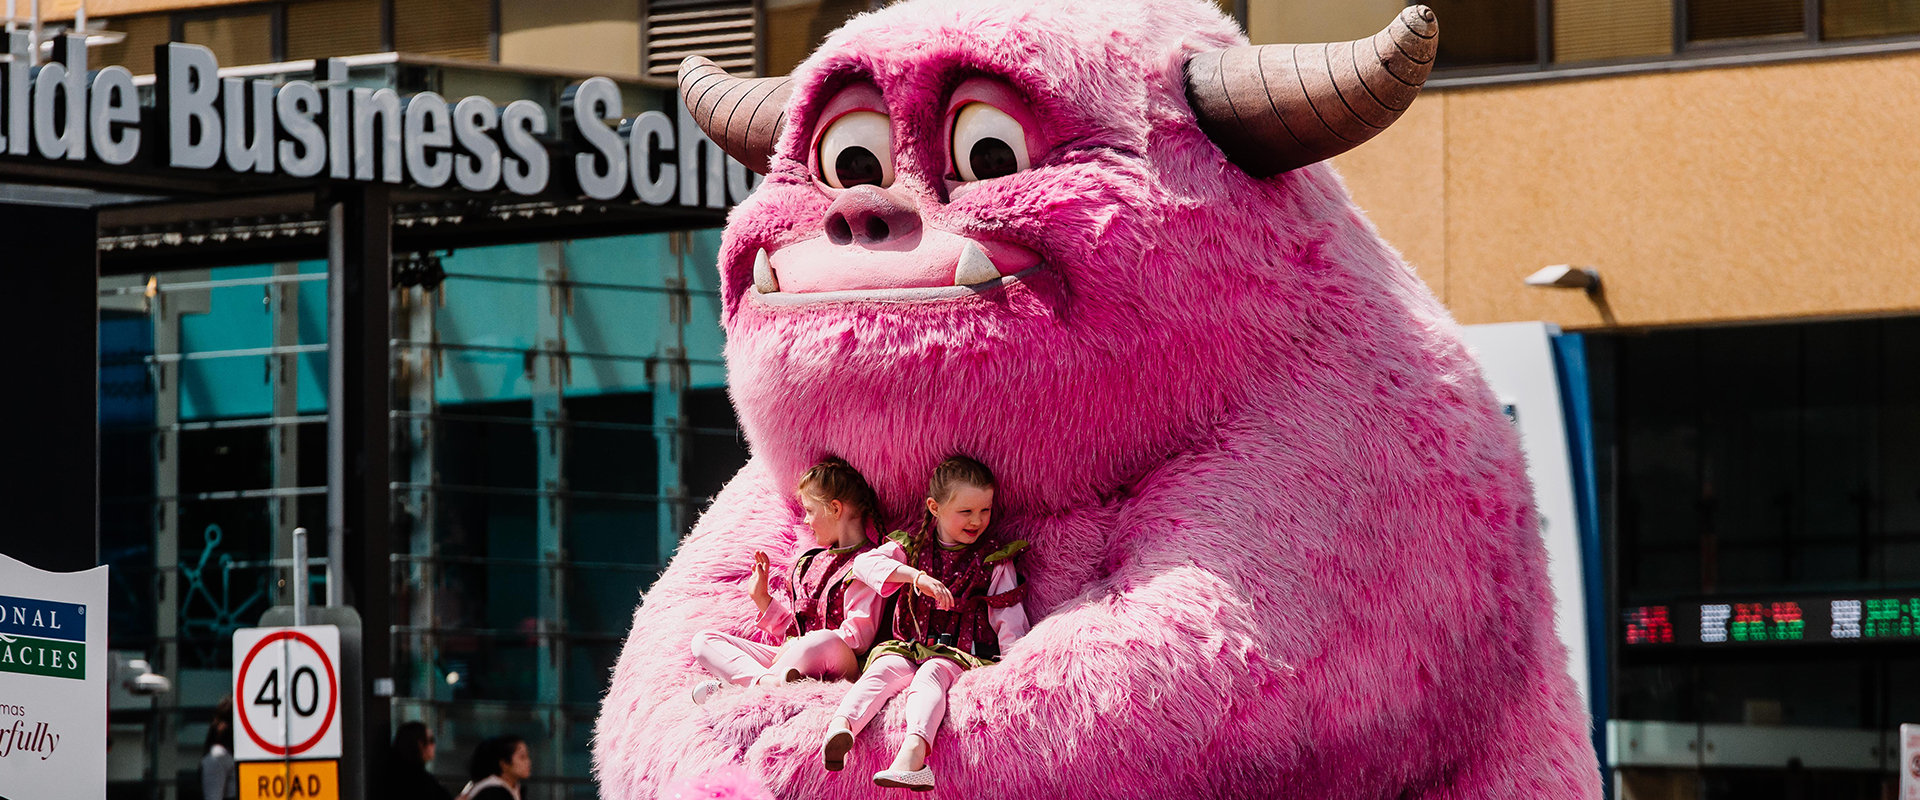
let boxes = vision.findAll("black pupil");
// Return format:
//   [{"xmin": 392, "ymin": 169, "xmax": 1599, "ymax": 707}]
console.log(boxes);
[
  {"xmin": 832, "ymin": 147, "xmax": 884, "ymax": 187},
  {"xmin": 968, "ymin": 137, "xmax": 1018, "ymax": 180}
]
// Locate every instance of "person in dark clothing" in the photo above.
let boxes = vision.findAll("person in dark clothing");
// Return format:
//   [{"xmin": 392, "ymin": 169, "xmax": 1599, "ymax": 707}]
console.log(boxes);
[
  {"xmin": 383, "ymin": 721, "xmax": 452, "ymax": 800},
  {"xmin": 199, "ymin": 696, "xmax": 238, "ymax": 800},
  {"xmin": 459, "ymin": 735, "xmax": 529, "ymax": 800}
]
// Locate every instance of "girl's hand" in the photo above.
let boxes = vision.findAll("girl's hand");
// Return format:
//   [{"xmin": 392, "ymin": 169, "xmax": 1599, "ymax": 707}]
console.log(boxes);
[
  {"xmin": 749, "ymin": 551, "xmax": 772, "ymax": 611},
  {"xmin": 912, "ymin": 572, "xmax": 954, "ymax": 610}
]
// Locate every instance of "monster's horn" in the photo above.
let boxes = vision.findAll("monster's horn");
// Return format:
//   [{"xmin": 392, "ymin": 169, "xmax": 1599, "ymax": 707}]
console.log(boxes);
[
  {"xmin": 1185, "ymin": 5, "xmax": 1437, "ymax": 178},
  {"xmin": 677, "ymin": 56, "xmax": 795, "ymax": 175}
]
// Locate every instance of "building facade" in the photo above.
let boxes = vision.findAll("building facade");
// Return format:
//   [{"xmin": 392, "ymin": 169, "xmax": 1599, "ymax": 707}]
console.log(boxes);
[{"xmin": 2, "ymin": 0, "xmax": 1909, "ymax": 798}]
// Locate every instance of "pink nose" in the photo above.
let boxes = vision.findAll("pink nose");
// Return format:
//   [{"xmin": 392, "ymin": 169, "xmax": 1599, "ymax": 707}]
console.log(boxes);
[{"xmin": 823, "ymin": 185, "xmax": 922, "ymax": 246}]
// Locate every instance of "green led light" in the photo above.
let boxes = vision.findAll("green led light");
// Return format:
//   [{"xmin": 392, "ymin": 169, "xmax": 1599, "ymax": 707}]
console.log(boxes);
[{"xmin": 1862, "ymin": 598, "xmax": 1916, "ymax": 638}]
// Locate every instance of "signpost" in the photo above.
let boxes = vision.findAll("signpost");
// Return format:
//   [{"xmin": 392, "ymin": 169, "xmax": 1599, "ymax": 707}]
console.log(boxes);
[
  {"xmin": 232, "ymin": 625, "xmax": 343, "ymax": 800},
  {"xmin": 234, "ymin": 531, "xmax": 345, "ymax": 800},
  {"xmin": 0, "ymin": 553, "xmax": 107, "ymax": 800},
  {"xmin": 1901, "ymin": 723, "xmax": 1920, "ymax": 800}
]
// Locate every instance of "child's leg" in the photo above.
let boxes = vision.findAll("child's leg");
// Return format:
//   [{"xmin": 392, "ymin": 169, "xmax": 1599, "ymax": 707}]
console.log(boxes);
[
  {"xmin": 689, "ymin": 630, "xmax": 782, "ymax": 687},
  {"xmin": 890, "ymin": 659, "xmax": 964, "ymax": 771},
  {"xmin": 831, "ymin": 654, "xmax": 916, "ymax": 735},
  {"xmin": 762, "ymin": 629, "xmax": 859, "ymax": 683}
]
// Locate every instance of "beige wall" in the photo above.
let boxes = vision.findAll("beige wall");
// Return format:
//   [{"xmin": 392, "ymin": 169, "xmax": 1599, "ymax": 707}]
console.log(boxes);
[
  {"xmin": 1247, "ymin": 0, "xmax": 1406, "ymax": 44},
  {"xmin": 1331, "ymin": 52, "xmax": 1920, "ymax": 331},
  {"xmin": 500, "ymin": 0, "xmax": 640, "ymax": 78}
]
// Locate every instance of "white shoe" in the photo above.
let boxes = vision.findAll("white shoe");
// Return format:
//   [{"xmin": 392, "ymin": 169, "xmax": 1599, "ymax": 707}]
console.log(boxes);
[
  {"xmin": 689, "ymin": 679, "xmax": 723, "ymax": 706},
  {"xmin": 821, "ymin": 724, "xmax": 854, "ymax": 771},
  {"xmin": 873, "ymin": 765, "xmax": 935, "ymax": 792}
]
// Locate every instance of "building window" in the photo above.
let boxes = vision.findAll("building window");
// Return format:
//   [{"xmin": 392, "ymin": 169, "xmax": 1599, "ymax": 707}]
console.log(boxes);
[
  {"xmin": 1420, "ymin": 0, "xmax": 1920, "ymax": 73},
  {"xmin": 1685, "ymin": 0, "xmax": 1807, "ymax": 44},
  {"xmin": 89, "ymin": 14, "xmax": 171, "ymax": 75},
  {"xmin": 1822, "ymin": 0, "xmax": 1920, "ymax": 40},
  {"xmin": 176, "ymin": 7, "xmax": 283, "ymax": 66},
  {"xmin": 1595, "ymin": 318, "xmax": 1920, "ymax": 792},
  {"xmin": 99, "ymin": 230, "xmax": 746, "ymax": 798},
  {"xmin": 285, "ymin": 0, "xmax": 385, "ymax": 61},
  {"xmin": 393, "ymin": 0, "xmax": 495, "ymax": 60},
  {"xmin": 1426, "ymin": 0, "xmax": 1540, "ymax": 68},
  {"xmin": 1553, "ymin": 0, "xmax": 1674, "ymax": 63}
]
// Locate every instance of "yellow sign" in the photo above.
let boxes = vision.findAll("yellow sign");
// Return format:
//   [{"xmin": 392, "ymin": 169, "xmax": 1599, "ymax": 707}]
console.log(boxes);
[{"xmin": 238, "ymin": 760, "xmax": 338, "ymax": 800}]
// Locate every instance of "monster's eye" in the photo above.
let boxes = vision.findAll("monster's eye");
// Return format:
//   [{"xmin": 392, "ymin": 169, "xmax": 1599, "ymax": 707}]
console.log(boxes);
[
  {"xmin": 817, "ymin": 111, "xmax": 894, "ymax": 190},
  {"xmin": 950, "ymin": 103, "xmax": 1029, "ymax": 182}
]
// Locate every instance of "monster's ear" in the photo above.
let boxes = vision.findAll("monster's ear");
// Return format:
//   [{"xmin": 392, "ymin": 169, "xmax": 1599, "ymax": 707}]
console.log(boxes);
[
  {"xmin": 1185, "ymin": 5, "xmax": 1437, "ymax": 178},
  {"xmin": 677, "ymin": 56, "xmax": 796, "ymax": 175}
]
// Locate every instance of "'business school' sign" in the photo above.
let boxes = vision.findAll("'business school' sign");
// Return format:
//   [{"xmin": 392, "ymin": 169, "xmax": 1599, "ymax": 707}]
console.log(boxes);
[{"xmin": 0, "ymin": 31, "xmax": 754, "ymax": 207}]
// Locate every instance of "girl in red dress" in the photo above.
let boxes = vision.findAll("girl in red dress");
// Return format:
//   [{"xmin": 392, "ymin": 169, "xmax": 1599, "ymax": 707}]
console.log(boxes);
[
  {"xmin": 687, "ymin": 458, "xmax": 887, "ymax": 703},
  {"xmin": 821, "ymin": 456, "xmax": 1030, "ymax": 791}
]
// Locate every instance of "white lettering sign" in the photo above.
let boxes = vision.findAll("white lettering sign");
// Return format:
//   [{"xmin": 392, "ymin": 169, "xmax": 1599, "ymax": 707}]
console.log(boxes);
[{"xmin": 0, "ymin": 38, "xmax": 756, "ymax": 206}]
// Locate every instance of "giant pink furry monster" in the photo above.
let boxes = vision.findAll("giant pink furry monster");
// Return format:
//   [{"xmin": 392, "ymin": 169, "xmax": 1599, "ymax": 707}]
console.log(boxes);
[{"xmin": 594, "ymin": 1, "xmax": 1602, "ymax": 797}]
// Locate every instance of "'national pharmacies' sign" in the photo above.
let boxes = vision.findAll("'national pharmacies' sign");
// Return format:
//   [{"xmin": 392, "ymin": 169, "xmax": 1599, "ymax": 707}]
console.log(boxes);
[
  {"xmin": 0, "ymin": 553, "xmax": 107, "ymax": 800},
  {"xmin": 0, "ymin": 31, "xmax": 755, "ymax": 207}
]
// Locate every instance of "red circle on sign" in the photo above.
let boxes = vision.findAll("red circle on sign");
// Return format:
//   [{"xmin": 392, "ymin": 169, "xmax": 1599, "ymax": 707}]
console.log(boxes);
[{"xmin": 236, "ymin": 630, "xmax": 338, "ymax": 756}]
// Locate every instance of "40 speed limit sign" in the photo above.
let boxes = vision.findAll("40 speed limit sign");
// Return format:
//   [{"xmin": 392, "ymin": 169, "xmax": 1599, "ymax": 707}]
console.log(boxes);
[{"xmin": 232, "ymin": 625, "xmax": 341, "ymax": 761}]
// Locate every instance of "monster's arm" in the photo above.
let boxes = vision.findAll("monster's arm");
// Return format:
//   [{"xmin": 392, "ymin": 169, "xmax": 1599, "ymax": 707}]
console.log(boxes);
[{"xmin": 940, "ymin": 525, "xmax": 1275, "ymax": 793}]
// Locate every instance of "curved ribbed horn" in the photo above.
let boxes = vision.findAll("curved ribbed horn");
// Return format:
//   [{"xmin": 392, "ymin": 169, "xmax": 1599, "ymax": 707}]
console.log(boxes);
[
  {"xmin": 677, "ymin": 56, "xmax": 795, "ymax": 175},
  {"xmin": 1186, "ymin": 5, "xmax": 1437, "ymax": 178}
]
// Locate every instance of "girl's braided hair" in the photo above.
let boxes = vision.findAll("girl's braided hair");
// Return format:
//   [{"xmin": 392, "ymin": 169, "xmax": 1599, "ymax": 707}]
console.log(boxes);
[
  {"xmin": 916, "ymin": 455, "xmax": 996, "ymax": 539},
  {"xmin": 797, "ymin": 456, "xmax": 882, "ymax": 536}
]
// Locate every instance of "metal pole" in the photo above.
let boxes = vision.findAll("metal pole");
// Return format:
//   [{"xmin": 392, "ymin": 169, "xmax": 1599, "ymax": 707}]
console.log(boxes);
[
  {"xmin": 326, "ymin": 200, "xmax": 345, "ymax": 607},
  {"xmin": 291, "ymin": 527, "xmax": 308, "ymax": 627}
]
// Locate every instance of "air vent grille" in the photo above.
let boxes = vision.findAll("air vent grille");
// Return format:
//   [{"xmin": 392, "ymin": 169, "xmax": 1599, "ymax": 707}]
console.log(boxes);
[{"xmin": 646, "ymin": 0, "xmax": 756, "ymax": 77}]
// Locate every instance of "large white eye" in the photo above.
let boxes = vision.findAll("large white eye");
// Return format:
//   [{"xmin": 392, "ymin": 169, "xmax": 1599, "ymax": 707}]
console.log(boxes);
[
  {"xmin": 951, "ymin": 102, "xmax": 1029, "ymax": 182},
  {"xmin": 817, "ymin": 111, "xmax": 894, "ymax": 189}
]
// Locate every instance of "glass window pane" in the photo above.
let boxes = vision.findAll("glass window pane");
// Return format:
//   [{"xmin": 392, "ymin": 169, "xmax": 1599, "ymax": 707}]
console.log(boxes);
[
  {"xmin": 182, "ymin": 12, "xmax": 276, "ymax": 67},
  {"xmin": 763, "ymin": 0, "xmax": 871, "ymax": 76},
  {"xmin": 286, "ymin": 0, "xmax": 385, "ymax": 60},
  {"xmin": 394, "ymin": 0, "xmax": 493, "ymax": 61},
  {"xmin": 1687, "ymin": 0, "xmax": 1805, "ymax": 43},
  {"xmin": 91, "ymin": 14, "xmax": 170, "ymax": 75},
  {"xmin": 1553, "ymin": 0, "xmax": 1673, "ymax": 63},
  {"xmin": 1823, "ymin": 0, "xmax": 1920, "ymax": 39},
  {"xmin": 1425, "ymin": 0, "xmax": 1539, "ymax": 68}
]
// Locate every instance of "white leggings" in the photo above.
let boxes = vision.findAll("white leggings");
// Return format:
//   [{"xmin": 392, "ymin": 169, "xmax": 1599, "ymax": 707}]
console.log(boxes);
[
  {"xmin": 689, "ymin": 629, "xmax": 858, "ymax": 686},
  {"xmin": 833, "ymin": 654, "xmax": 965, "ymax": 747}
]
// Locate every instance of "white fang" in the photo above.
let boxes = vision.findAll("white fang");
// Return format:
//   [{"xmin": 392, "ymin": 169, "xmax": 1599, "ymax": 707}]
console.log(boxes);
[
  {"xmin": 753, "ymin": 249, "xmax": 779, "ymax": 293},
  {"xmin": 953, "ymin": 241, "xmax": 1000, "ymax": 286}
]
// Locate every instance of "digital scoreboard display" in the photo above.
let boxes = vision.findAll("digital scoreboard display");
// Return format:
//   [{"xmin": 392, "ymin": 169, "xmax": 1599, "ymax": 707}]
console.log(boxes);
[{"xmin": 1622, "ymin": 596, "xmax": 1920, "ymax": 647}]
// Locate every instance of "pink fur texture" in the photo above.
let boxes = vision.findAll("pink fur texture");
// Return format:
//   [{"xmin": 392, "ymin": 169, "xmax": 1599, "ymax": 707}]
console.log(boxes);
[{"xmin": 594, "ymin": 1, "xmax": 1602, "ymax": 797}]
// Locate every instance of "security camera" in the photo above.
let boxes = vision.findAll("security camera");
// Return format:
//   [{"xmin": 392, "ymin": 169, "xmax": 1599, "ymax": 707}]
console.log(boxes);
[
  {"xmin": 122, "ymin": 659, "xmax": 172, "ymax": 696},
  {"xmin": 1524, "ymin": 265, "xmax": 1600, "ymax": 291}
]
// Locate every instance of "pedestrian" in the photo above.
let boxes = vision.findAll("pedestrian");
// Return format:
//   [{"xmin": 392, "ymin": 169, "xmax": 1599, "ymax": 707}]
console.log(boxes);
[
  {"xmin": 457, "ymin": 735, "xmax": 530, "ymax": 800},
  {"xmin": 383, "ymin": 721, "xmax": 452, "ymax": 800},
  {"xmin": 199, "ymin": 696, "xmax": 238, "ymax": 800}
]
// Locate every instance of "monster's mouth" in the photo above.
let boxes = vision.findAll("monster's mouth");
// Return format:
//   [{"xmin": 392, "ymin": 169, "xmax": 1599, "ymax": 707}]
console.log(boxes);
[{"xmin": 749, "ymin": 229, "xmax": 1043, "ymax": 306}]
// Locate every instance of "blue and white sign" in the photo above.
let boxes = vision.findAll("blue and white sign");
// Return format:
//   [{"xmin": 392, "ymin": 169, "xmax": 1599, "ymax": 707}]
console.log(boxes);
[{"xmin": 0, "ymin": 553, "xmax": 107, "ymax": 800}]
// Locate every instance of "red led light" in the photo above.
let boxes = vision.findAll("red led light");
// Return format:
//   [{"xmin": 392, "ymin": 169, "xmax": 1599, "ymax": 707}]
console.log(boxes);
[{"xmin": 1625, "ymin": 605, "xmax": 1673, "ymax": 644}]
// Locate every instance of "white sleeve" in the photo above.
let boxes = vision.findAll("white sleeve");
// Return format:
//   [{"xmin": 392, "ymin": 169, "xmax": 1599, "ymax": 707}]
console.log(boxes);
[{"xmin": 986, "ymin": 561, "xmax": 1029, "ymax": 651}]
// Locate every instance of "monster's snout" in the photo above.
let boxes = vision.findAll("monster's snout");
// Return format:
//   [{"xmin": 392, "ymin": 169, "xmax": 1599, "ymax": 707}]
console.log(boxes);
[{"xmin": 823, "ymin": 185, "xmax": 922, "ymax": 248}]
